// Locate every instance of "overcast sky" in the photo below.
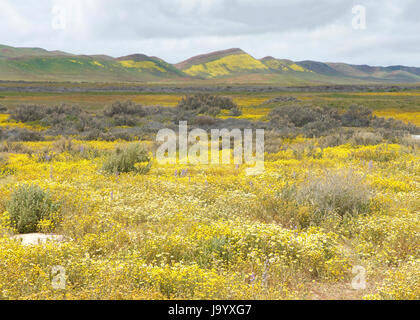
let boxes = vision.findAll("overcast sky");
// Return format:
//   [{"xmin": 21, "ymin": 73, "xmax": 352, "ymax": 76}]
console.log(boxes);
[{"xmin": 1, "ymin": 0, "xmax": 419, "ymax": 66}]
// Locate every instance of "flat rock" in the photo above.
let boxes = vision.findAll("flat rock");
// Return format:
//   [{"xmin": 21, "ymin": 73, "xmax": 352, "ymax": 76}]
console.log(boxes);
[{"xmin": 10, "ymin": 233, "xmax": 66, "ymax": 245}]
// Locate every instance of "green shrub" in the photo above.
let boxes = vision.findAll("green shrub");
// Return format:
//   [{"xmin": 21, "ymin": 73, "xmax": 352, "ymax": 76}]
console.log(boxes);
[
  {"xmin": 52, "ymin": 137, "xmax": 77, "ymax": 153},
  {"xmin": 193, "ymin": 115, "xmax": 217, "ymax": 126},
  {"xmin": 228, "ymin": 107, "xmax": 242, "ymax": 116},
  {"xmin": 10, "ymin": 104, "xmax": 85, "ymax": 124},
  {"xmin": 0, "ymin": 153, "xmax": 15, "ymax": 177},
  {"xmin": 341, "ymin": 105, "xmax": 372, "ymax": 127},
  {"xmin": 3, "ymin": 128, "xmax": 44, "ymax": 142},
  {"xmin": 7, "ymin": 184, "xmax": 61, "ymax": 233},
  {"xmin": 10, "ymin": 105, "xmax": 45, "ymax": 123},
  {"xmin": 268, "ymin": 105, "xmax": 341, "ymax": 137},
  {"xmin": 177, "ymin": 94, "xmax": 238, "ymax": 116},
  {"xmin": 350, "ymin": 130, "xmax": 383, "ymax": 145},
  {"xmin": 102, "ymin": 144, "xmax": 151, "ymax": 174},
  {"xmin": 298, "ymin": 169, "xmax": 372, "ymax": 219},
  {"xmin": 269, "ymin": 105, "xmax": 340, "ymax": 128},
  {"xmin": 104, "ymin": 100, "xmax": 146, "ymax": 117},
  {"xmin": 112, "ymin": 114, "xmax": 137, "ymax": 126}
]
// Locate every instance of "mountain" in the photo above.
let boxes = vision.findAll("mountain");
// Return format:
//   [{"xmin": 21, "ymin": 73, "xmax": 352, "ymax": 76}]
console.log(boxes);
[
  {"xmin": 174, "ymin": 49, "xmax": 420, "ymax": 84},
  {"xmin": 260, "ymin": 56, "xmax": 311, "ymax": 73},
  {"xmin": 294, "ymin": 60, "xmax": 341, "ymax": 76},
  {"xmin": 0, "ymin": 45, "xmax": 186, "ymax": 82},
  {"xmin": 296, "ymin": 61, "xmax": 420, "ymax": 83},
  {"xmin": 117, "ymin": 54, "xmax": 185, "ymax": 78},
  {"xmin": 1, "ymin": 44, "xmax": 420, "ymax": 84},
  {"xmin": 0, "ymin": 44, "xmax": 72, "ymax": 58},
  {"xmin": 175, "ymin": 48, "xmax": 270, "ymax": 79}
]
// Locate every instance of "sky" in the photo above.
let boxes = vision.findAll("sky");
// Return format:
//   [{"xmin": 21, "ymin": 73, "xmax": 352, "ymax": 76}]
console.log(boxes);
[{"xmin": 0, "ymin": 0, "xmax": 419, "ymax": 66}]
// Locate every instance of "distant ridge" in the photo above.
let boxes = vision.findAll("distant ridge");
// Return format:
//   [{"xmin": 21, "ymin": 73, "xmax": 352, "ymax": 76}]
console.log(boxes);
[
  {"xmin": 0, "ymin": 44, "xmax": 73, "ymax": 58},
  {"xmin": 0, "ymin": 44, "xmax": 185, "ymax": 82},
  {"xmin": 117, "ymin": 54, "xmax": 155, "ymax": 62},
  {"xmin": 1, "ymin": 44, "xmax": 420, "ymax": 84}
]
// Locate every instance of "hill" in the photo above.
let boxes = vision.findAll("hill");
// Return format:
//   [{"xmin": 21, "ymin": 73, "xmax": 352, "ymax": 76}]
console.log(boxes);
[
  {"xmin": 175, "ymin": 48, "xmax": 270, "ymax": 79},
  {"xmin": 296, "ymin": 60, "xmax": 420, "ymax": 83},
  {"xmin": 1, "ymin": 44, "xmax": 420, "ymax": 84},
  {"xmin": 0, "ymin": 45, "xmax": 187, "ymax": 82},
  {"xmin": 175, "ymin": 49, "xmax": 420, "ymax": 84},
  {"xmin": 0, "ymin": 44, "xmax": 72, "ymax": 58}
]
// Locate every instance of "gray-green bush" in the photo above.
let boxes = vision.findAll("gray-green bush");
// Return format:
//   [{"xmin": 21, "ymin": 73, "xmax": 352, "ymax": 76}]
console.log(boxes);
[
  {"xmin": 102, "ymin": 144, "xmax": 151, "ymax": 174},
  {"xmin": 177, "ymin": 94, "xmax": 238, "ymax": 116},
  {"xmin": 298, "ymin": 169, "xmax": 373, "ymax": 219},
  {"xmin": 7, "ymin": 184, "xmax": 61, "ymax": 233}
]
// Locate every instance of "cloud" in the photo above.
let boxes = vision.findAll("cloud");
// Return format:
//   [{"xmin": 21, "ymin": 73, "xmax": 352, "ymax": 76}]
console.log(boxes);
[{"xmin": 0, "ymin": 0, "xmax": 419, "ymax": 66}]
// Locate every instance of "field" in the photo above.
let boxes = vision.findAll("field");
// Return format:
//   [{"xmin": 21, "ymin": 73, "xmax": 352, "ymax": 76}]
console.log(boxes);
[
  {"xmin": 0, "ymin": 85, "xmax": 419, "ymax": 300},
  {"xmin": 1, "ymin": 87, "xmax": 419, "ymax": 125}
]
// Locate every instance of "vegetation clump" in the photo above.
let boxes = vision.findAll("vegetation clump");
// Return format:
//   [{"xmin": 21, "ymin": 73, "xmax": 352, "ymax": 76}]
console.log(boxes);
[
  {"xmin": 4, "ymin": 101, "xmax": 418, "ymax": 142},
  {"xmin": 104, "ymin": 100, "xmax": 146, "ymax": 117},
  {"xmin": 0, "ymin": 128, "xmax": 43, "ymax": 142},
  {"xmin": 298, "ymin": 169, "xmax": 372, "ymax": 219},
  {"xmin": 341, "ymin": 105, "xmax": 373, "ymax": 127},
  {"xmin": 7, "ymin": 184, "xmax": 61, "ymax": 233},
  {"xmin": 268, "ymin": 104, "xmax": 419, "ymax": 137},
  {"xmin": 102, "ymin": 144, "xmax": 151, "ymax": 174},
  {"xmin": 177, "ymin": 94, "xmax": 241, "ymax": 116}
]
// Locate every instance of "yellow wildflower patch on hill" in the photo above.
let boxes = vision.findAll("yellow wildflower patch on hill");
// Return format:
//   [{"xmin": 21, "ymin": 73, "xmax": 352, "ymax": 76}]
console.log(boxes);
[
  {"xmin": 119, "ymin": 60, "xmax": 167, "ymax": 73},
  {"xmin": 69, "ymin": 59, "xmax": 83, "ymax": 65},
  {"xmin": 183, "ymin": 54, "xmax": 268, "ymax": 78},
  {"xmin": 263, "ymin": 59, "xmax": 289, "ymax": 71},
  {"xmin": 91, "ymin": 60, "xmax": 104, "ymax": 67},
  {"xmin": 289, "ymin": 63, "xmax": 307, "ymax": 72}
]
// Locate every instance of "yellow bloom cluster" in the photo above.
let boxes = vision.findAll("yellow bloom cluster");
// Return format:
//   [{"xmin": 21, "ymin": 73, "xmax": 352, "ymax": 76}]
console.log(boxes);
[{"xmin": 0, "ymin": 135, "xmax": 418, "ymax": 299}]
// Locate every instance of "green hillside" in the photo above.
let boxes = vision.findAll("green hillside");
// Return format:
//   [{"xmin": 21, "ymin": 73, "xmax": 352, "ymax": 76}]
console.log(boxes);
[
  {"xmin": 175, "ymin": 48, "xmax": 272, "ymax": 79},
  {"xmin": 0, "ymin": 45, "xmax": 187, "ymax": 82},
  {"xmin": 1, "ymin": 44, "xmax": 420, "ymax": 84},
  {"xmin": 117, "ymin": 54, "xmax": 186, "ymax": 78},
  {"xmin": 260, "ymin": 56, "xmax": 311, "ymax": 73},
  {"xmin": 0, "ymin": 44, "xmax": 71, "ymax": 58},
  {"xmin": 297, "ymin": 61, "xmax": 420, "ymax": 83}
]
